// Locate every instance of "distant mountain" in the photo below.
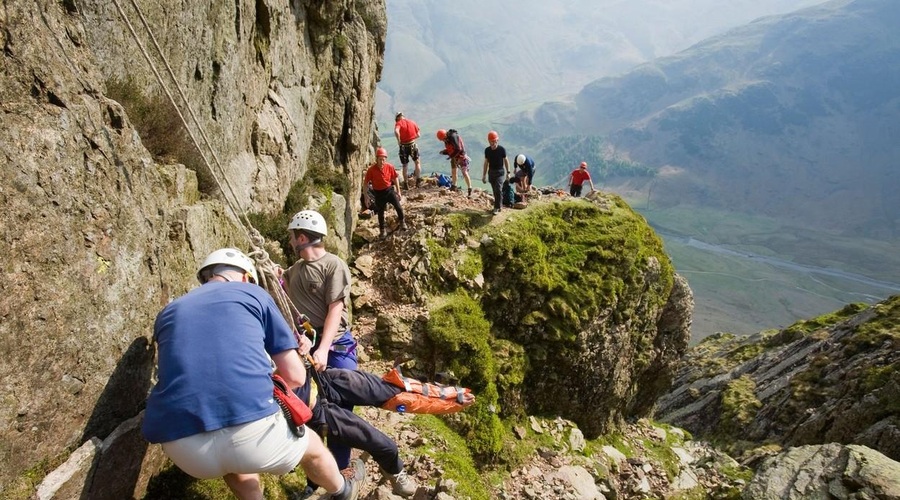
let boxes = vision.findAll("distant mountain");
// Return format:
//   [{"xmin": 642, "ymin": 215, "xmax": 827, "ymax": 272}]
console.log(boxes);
[
  {"xmin": 376, "ymin": 0, "xmax": 824, "ymax": 125},
  {"xmin": 564, "ymin": 0, "xmax": 900, "ymax": 240}
]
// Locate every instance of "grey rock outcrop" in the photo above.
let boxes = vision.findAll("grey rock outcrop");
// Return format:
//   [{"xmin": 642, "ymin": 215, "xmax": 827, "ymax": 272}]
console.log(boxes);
[
  {"xmin": 743, "ymin": 443, "xmax": 900, "ymax": 500},
  {"xmin": 0, "ymin": 0, "xmax": 384, "ymax": 496},
  {"xmin": 656, "ymin": 296, "xmax": 900, "ymax": 462}
]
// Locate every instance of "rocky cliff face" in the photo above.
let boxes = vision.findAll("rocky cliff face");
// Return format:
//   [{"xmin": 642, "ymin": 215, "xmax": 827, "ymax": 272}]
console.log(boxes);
[
  {"xmin": 655, "ymin": 296, "xmax": 900, "ymax": 463},
  {"xmin": 0, "ymin": 0, "xmax": 384, "ymax": 497}
]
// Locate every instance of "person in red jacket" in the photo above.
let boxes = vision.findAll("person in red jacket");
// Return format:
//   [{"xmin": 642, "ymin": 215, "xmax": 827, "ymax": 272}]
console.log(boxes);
[
  {"xmin": 568, "ymin": 161, "xmax": 596, "ymax": 197},
  {"xmin": 393, "ymin": 112, "xmax": 421, "ymax": 189},
  {"xmin": 436, "ymin": 128, "xmax": 473, "ymax": 198},
  {"xmin": 364, "ymin": 147, "xmax": 406, "ymax": 238}
]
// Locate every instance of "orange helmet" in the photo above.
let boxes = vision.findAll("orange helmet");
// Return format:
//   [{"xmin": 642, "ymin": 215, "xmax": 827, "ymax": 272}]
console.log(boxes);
[
  {"xmin": 376, "ymin": 147, "xmax": 388, "ymax": 158},
  {"xmin": 436, "ymin": 129, "xmax": 447, "ymax": 141},
  {"xmin": 487, "ymin": 130, "xmax": 499, "ymax": 142}
]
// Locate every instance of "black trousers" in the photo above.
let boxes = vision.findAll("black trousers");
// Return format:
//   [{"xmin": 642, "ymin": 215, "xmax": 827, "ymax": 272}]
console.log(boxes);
[
  {"xmin": 303, "ymin": 369, "xmax": 405, "ymax": 480},
  {"xmin": 373, "ymin": 187, "xmax": 404, "ymax": 231},
  {"xmin": 488, "ymin": 170, "xmax": 505, "ymax": 210}
]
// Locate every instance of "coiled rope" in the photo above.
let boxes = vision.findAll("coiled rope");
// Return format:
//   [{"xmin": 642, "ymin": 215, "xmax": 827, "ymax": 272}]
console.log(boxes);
[{"xmin": 111, "ymin": 0, "xmax": 304, "ymax": 330}]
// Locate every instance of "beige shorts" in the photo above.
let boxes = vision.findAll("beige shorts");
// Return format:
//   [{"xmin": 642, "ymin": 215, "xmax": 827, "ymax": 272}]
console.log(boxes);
[{"xmin": 161, "ymin": 411, "xmax": 309, "ymax": 478}]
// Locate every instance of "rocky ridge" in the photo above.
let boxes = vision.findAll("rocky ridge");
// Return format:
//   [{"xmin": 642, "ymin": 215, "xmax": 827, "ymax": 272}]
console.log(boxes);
[
  {"xmin": 655, "ymin": 296, "xmax": 900, "ymax": 463},
  {"xmin": 339, "ymin": 184, "xmax": 744, "ymax": 499}
]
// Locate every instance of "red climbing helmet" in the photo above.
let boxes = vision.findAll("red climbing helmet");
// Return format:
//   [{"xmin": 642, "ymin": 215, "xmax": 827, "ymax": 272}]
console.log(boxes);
[
  {"xmin": 376, "ymin": 147, "xmax": 388, "ymax": 158},
  {"xmin": 487, "ymin": 130, "xmax": 499, "ymax": 142},
  {"xmin": 436, "ymin": 129, "xmax": 447, "ymax": 141},
  {"xmin": 579, "ymin": 161, "xmax": 587, "ymax": 169}
]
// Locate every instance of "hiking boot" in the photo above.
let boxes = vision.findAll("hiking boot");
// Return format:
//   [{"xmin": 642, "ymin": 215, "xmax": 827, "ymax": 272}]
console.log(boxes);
[
  {"xmin": 492, "ymin": 208, "xmax": 501, "ymax": 215},
  {"xmin": 415, "ymin": 177, "xmax": 421, "ymax": 188},
  {"xmin": 327, "ymin": 458, "xmax": 366, "ymax": 500},
  {"xmin": 379, "ymin": 229, "xmax": 386, "ymax": 240},
  {"xmin": 399, "ymin": 220, "xmax": 408, "ymax": 230},
  {"xmin": 402, "ymin": 180, "xmax": 409, "ymax": 190},
  {"xmin": 467, "ymin": 188, "xmax": 473, "ymax": 198},
  {"xmin": 382, "ymin": 468, "xmax": 418, "ymax": 497}
]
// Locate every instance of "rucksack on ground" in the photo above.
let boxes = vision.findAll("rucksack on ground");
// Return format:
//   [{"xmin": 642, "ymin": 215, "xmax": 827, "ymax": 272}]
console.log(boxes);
[{"xmin": 434, "ymin": 172, "xmax": 452, "ymax": 188}]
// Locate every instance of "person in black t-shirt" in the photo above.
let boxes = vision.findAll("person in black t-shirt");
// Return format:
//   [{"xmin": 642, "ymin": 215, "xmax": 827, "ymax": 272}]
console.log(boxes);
[{"xmin": 481, "ymin": 130, "xmax": 510, "ymax": 215}]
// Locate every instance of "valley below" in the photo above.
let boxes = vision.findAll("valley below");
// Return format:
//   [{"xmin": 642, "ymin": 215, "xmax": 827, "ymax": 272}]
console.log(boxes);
[{"xmin": 629, "ymin": 204, "xmax": 900, "ymax": 342}]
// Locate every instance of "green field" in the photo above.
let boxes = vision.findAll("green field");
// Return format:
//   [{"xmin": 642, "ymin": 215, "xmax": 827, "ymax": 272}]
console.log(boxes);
[{"xmin": 625, "ymin": 203, "xmax": 900, "ymax": 342}]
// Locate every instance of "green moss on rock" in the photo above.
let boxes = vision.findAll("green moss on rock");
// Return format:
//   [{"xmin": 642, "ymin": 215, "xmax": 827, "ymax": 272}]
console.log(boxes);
[
  {"xmin": 426, "ymin": 291, "xmax": 507, "ymax": 459},
  {"xmin": 843, "ymin": 295, "xmax": 900, "ymax": 355},
  {"xmin": 768, "ymin": 302, "xmax": 867, "ymax": 347},
  {"xmin": 480, "ymin": 199, "xmax": 673, "ymax": 344},
  {"xmin": 719, "ymin": 375, "xmax": 762, "ymax": 435}
]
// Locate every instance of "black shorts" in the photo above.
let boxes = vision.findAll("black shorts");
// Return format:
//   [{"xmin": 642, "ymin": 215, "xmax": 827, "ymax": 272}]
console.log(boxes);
[{"xmin": 398, "ymin": 142, "xmax": 419, "ymax": 165}]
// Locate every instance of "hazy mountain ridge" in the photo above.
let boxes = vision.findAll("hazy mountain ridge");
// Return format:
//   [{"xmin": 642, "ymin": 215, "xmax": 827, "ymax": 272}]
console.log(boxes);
[
  {"xmin": 376, "ymin": 0, "xmax": 823, "ymax": 125},
  {"xmin": 568, "ymin": 0, "xmax": 900, "ymax": 241}
]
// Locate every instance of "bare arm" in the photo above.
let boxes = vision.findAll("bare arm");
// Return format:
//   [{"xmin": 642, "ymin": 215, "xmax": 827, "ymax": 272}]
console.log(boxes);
[
  {"xmin": 311, "ymin": 299, "xmax": 344, "ymax": 371},
  {"xmin": 272, "ymin": 349, "xmax": 307, "ymax": 389}
]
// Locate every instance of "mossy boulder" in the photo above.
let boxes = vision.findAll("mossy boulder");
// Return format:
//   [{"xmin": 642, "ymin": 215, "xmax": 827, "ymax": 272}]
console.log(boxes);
[
  {"xmin": 402, "ymin": 195, "xmax": 691, "ymax": 441},
  {"xmin": 475, "ymin": 198, "xmax": 689, "ymax": 437}
]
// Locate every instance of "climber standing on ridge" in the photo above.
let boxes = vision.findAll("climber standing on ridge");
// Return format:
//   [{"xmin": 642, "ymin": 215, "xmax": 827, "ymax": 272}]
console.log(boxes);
[
  {"xmin": 363, "ymin": 147, "xmax": 406, "ymax": 238},
  {"xmin": 393, "ymin": 112, "xmax": 421, "ymax": 189},
  {"xmin": 283, "ymin": 210, "xmax": 360, "ymax": 481},
  {"xmin": 482, "ymin": 130, "xmax": 510, "ymax": 215},
  {"xmin": 142, "ymin": 248, "xmax": 365, "ymax": 500},
  {"xmin": 437, "ymin": 128, "xmax": 473, "ymax": 197},
  {"xmin": 568, "ymin": 161, "xmax": 596, "ymax": 197}
]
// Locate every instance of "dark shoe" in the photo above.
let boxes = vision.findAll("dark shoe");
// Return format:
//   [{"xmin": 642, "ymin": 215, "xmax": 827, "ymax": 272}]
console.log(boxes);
[
  {"xmin": 399, "ymin": 220, "xmax": 408, "ymax": 230},
  {"xmin": 467, "ymin": 188, "xmax": 473, "ymax": 198},
  {"xmin": 379, "ymin": 229, "xmax": 386, "ymax": 240},
  {"xmin": 415, "ymin": 178, "xmax": 422, "ymax": 188},
  {"xmin": 492, "ymin": 208, "xmax": 501, "ymax": 215},
  {"xmin": 328, "ymin": 458, "xmax": 366, "ymax": 500},
  {"xmin": 402, "ymin": 181, "xmax": 409, "ymax": 190}
]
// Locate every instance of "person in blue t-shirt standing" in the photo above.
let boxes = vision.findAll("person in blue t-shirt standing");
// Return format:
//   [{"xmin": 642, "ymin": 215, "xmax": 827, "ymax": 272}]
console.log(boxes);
[{"xmin": 142, "ymin": 248, "xmax": 364, "ymax": 500}]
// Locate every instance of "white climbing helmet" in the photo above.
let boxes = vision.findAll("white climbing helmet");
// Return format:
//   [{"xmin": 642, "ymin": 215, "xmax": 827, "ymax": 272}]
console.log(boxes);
[
  {"xmin": 197, "ymin": 247, "xmax": 258, "ymax": 284},
  {"xmin": 288, "ymin": 210, "xmax": 328, "ymax": 237},
  {"xmin": 515, "ymin": 154, "xmax": 526, "ymax": 166}
]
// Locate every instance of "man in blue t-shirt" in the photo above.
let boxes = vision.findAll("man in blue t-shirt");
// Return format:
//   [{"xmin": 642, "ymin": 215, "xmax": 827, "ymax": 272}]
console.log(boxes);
[
  {"xmin": 142, "ymin": 248, "xmax": 364, "ymax": 500},
  {"xmin": 513, "ymin": 154, "xmax": 535, "ymax": 190}
]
